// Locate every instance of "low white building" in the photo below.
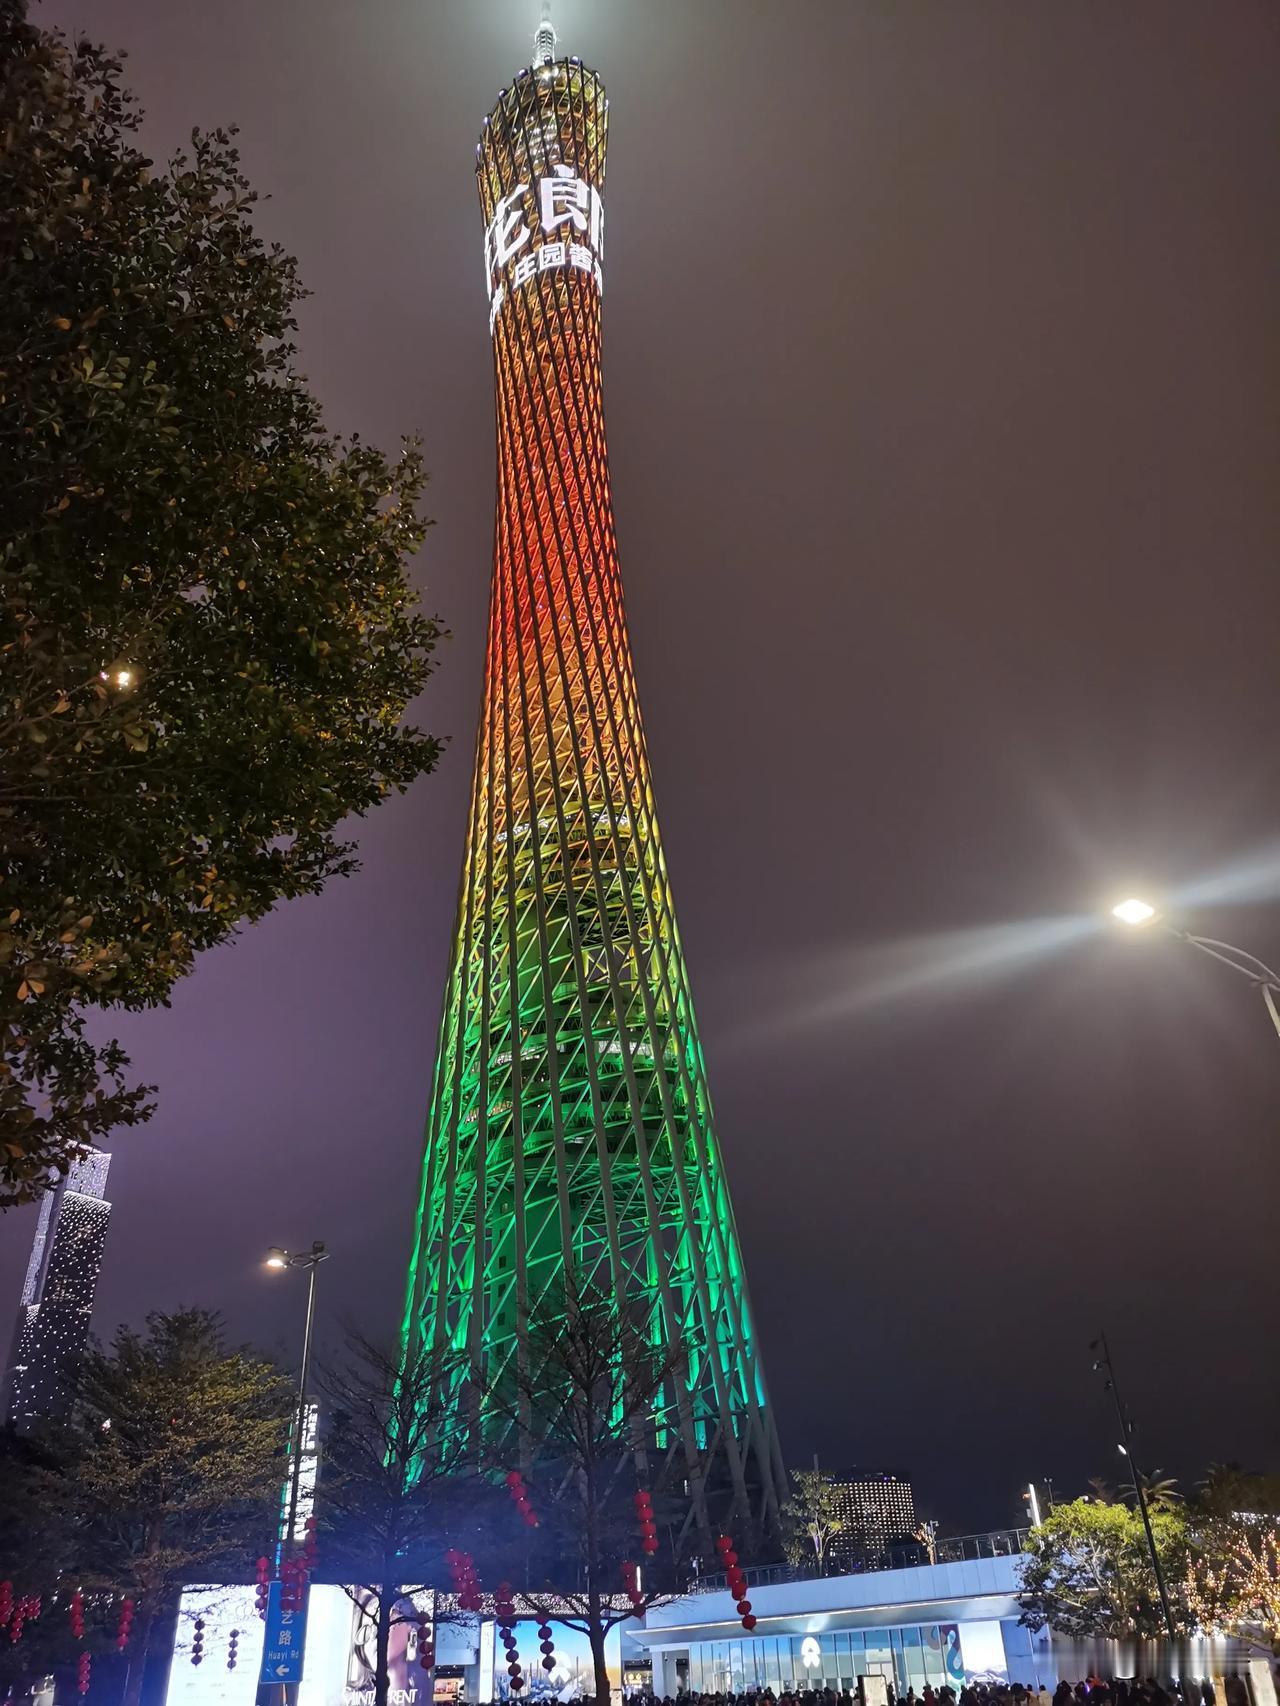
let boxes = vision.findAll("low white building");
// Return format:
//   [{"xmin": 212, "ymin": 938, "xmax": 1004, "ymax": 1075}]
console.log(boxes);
[{"xmin": 640, "ymin": 1556, "xmax": 1041, "ymax": 1696}]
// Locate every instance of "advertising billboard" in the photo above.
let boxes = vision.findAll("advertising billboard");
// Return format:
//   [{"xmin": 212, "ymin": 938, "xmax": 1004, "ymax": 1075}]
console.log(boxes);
[{"xmin": 165, "ymin": 1588, "xmax": 616, "ymax": 1706}]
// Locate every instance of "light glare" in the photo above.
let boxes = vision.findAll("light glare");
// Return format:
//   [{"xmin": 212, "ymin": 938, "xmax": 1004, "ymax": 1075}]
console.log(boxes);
[{"xmin": 1111, "ymin": 898, "xmax": 1157, "ymax": 927}]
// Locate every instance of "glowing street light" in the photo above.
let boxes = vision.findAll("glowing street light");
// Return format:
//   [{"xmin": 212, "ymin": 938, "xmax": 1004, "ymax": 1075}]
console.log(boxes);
[
  {"xmin": 100, "ymin": 661, "xmax": 139, "ymax": 691},
  {"xmin": 1106, "ymin": 900, "xmax": 1280, "ymax": 1041},
  {"xmin": 1111, "ymin": 897, "xmax": 1158, "ymax": 927},
  {"xmin": 264, "ymin": 1247, "xmax": 289, "ymax": 1270}
]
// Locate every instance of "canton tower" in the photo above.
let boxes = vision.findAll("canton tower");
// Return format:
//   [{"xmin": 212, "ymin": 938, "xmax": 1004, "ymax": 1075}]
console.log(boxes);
[{"xmin": 402, "ymin": 16, "xmax": 785, "ymax": 1533}]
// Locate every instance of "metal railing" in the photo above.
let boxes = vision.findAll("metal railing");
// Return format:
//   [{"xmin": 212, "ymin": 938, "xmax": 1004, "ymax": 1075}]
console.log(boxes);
[{"xmin": 688, "ymin": 1529, "xmax": 1029, "ymax": 1594}]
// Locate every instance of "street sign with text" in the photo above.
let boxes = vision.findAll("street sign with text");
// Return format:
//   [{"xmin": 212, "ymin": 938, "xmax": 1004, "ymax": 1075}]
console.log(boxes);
[{"xmin": 259, "ymin": 1581, "xmax": 307, "ymax": 1685}]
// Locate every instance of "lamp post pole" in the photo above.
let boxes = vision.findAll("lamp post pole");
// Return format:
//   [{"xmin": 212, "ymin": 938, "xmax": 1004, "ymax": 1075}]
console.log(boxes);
[
  {"xmin": 1109, "ymin": 902, "xmax": 1280, "ymax": 1041},
  {"xmin": 1089, "ymin": 1331, "xmax": 1177, "ymax": 1646},
  {"xmin": 1165, "ymin": 929, "xmax": 1280, "ymax": 1040},
  {"xmin": 263, "ymin": 1241, "xmax": 328, "ymax": 1706},
  {"xmin": 284, "ymin": 1243, "xmax": 326, "ymax": 1553}
]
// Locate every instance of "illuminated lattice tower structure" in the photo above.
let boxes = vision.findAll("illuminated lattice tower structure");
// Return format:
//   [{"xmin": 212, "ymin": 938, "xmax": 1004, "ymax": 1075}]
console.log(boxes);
[
  {"xmin": 4, "ymin": 1150, "xmax": 111, "ymax": 1427},
  {"xmin": 402, "ymin": 38, "xmax": 785, "ymax": 1533}
]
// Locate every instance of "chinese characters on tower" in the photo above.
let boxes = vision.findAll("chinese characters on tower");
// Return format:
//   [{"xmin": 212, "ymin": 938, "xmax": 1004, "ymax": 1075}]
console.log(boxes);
[{"xmin": 483, "ymin": 163, "xmax": 604, "ymax": 332}]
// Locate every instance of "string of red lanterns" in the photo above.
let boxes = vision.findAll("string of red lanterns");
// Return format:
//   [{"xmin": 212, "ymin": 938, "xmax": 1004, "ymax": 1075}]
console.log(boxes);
[
  {"xmin": 8, "ymin": 1593, "xmax": 41, "ymax": 1644},
  {"xmin": 190, "ymin": 1616, "xmax": 206, "ymax": 1667},
  {"xmin": 634, "ymin": 1489, "xmax": 658, "ymax": 1556},
  {"xmin": 69, "ymin": 1588, "xmax": 85, "ymax": 1641},
  {"xmin": 715, "ymin": 1534, "xmax": 756, "ymax": 1631},
  {"xmin": 116, "ymin": 1596, "xmax": 135, "ymax": 1653},
  {"xmin": 536, "ymin": 1621, "xmax": 556, "ymax": 1674},
  {"xmin": 493, "ymin": 1582, "xmax": 523, "ymax": 1694},
  {"xmin": 254, "ymin": 1557, "xmax": 271, "ymax": 1622},
  {"xmin": 444, "ymin": 1550, "xmax": 483, "ymax": 1614},
  {"xmin": 227, "ymin": 1629, "xmax": 240, "ymax": 1672},
  {"xmin": 504, "ymin": 1469, "xmax": 539, "ymax": 1529},
  {"xmin": 77, "ymin": 1652, "xmax": 92, "ymax": 1697}
]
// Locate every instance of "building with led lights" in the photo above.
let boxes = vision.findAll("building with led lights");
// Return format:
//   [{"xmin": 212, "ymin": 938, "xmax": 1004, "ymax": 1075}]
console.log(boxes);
[
  {"xmin": 4, "ymin": 1149, "xmax": 111, "ymax": 1427},
  {"xmin": 401, "ymin": 21, "xmax": 785, "ymax": 1535},
  {"xmin": 827, "ymin": 1473, "xmax": 918, "ymax": 1572}
]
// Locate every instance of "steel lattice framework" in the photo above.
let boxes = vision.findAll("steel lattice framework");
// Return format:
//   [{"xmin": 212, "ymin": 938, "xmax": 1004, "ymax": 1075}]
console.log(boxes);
[{"xmin": 402, "ymin": 52, "xmax": 785, "ymax": 1534}]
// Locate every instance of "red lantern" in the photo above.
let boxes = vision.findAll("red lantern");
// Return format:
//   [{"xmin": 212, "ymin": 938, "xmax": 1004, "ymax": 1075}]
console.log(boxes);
[
  {"xmin": 722, "ymin": 1550, "xmax": 738, "ymax": 1569},
  {"xmin": 742, "ymin": 1615, "xmax": 757, "ymax": 1631},
  {"xmin": 736, "ymin": 1600, "xmax": 752, "ymax": 1617},
  {"xmin": 70, "ymin": 1588, "xmax": 86, "ymax": 1641},
  {"xmin": 77, "ymin": 1652, "xmax": 92, "ymax": 1697},
  {"xmin": 715, "ymin": 1535, "xmax": 732, "ymax": 1553},
  {"xmin": 227, "ymin": 1629, "xmax": 240, "ymax": 1672},
  {"xmin": 191, "ymin": 1617, "xmax": 205, "ymax": 1667}
]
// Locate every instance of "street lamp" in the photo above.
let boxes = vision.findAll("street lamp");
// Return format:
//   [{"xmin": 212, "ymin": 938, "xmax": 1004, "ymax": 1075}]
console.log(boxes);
[
  {"xmin": 1109, "ymin": 899, "xmax": 1280, "ymax": 1040},
  {"xmin": 1089, "ymin": 1332, "xmax": 1177, "ymax": 1646},
  {"xmin": 264, "ymin": 1241, "xmax": 329, "ymax": 1554}
]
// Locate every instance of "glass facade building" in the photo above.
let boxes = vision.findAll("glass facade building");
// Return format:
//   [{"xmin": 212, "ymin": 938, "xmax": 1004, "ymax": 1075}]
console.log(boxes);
[{"xmin": 685, "ymin": 1624, "xmax": 978, "ymax": 1695}]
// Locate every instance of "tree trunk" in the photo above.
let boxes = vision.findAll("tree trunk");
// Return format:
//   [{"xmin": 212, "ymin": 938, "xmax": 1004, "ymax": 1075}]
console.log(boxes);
[
  {"xmin": 374, "ymin": 1590, "xmax": 392, "ymax": 1706},
  {"xmin": 582, "ymin": 1451, "xmax": 610, "ymax": 1706},
  {"xmin": 122, "ymin": 1604, "xmax": 155, "ymax": 1706},
  {"xmin": 587, "ymin": 1620, "xmax": 611, "ymax": 1706}
]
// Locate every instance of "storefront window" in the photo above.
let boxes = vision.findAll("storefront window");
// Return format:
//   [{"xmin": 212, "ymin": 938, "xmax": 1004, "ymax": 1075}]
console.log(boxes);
[
  {"xmin": 902, "ymin": 1625, "xmax": 927, "ymax": 1690},
  {"xmin": 761, "ymin": 1638, "xmax": 781, "ymax": 1690},
  {"xmin": 863, "ymin": 1630, "xmax": 893, "ymax": 1680}
]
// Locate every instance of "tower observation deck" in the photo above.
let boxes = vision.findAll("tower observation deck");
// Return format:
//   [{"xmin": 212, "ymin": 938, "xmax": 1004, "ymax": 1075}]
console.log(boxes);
[{"xmin": 401, "ymin": 44, "xmax": 785, "ymax": 1535}]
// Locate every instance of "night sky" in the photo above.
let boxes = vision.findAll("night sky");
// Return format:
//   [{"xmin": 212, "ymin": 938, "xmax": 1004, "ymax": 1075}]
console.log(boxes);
[{"xmin": 6, "ymin": 1, "xmax": 1279, "ymax": 1534}]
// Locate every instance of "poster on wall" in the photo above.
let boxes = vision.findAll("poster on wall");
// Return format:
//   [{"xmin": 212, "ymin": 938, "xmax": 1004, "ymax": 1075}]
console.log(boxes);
[
  {"xmin": 489, "ymin": 1620, "xmax": 622, "ymax": 1703},
  {"xmin": 955, "ymin": 1621, "xmax": 1008, "ymax": 1684},
  {"xmin": 938, "ymin": 1625, "xmax": 966, "ymax": 1690},
  {"xmin": 299, "ymin": 1589, "xmax": 442, "ymax": 1706}
]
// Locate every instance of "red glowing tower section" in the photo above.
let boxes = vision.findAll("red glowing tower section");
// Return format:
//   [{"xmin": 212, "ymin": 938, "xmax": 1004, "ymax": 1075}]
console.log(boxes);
[{"xmin": 402, "ymin": 45, "xmax": 784, "ymax": 1532}]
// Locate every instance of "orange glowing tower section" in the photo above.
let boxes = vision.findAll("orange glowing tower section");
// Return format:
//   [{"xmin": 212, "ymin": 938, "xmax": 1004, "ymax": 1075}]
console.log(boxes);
[{"xmin": 402, "ymin": 35, "xmax": 784, "ymax": 1532}]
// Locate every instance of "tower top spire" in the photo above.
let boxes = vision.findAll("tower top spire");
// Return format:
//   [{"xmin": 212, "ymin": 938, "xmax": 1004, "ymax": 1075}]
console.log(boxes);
[{"xmin": 533, "ymin": 0, "xmax": 557, "ymax": 67}]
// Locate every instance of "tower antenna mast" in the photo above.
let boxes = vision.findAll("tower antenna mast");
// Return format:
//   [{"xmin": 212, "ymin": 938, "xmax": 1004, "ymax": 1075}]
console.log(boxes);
[{"xmin": 533, "ymin": 1, "xmax": 557, "ymax": 66}]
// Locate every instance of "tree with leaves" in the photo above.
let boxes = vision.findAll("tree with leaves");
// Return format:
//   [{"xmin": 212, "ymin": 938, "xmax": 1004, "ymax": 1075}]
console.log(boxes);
[
  {"xmin": 1185, "ymin": 1467, "xmax": 1280, "ymax": 1646},
  {"xmin": 317, "ymin": 1335, "xmax": 480, "ymax": 1706},
  {"xmin": 1018, "ymin": 1496, "xmax": 1188, "ymax": 1639},
  {"xmin": 72, "ymin": 1309, "xmax": 292, "ymax": 1706},
  {"xmin": 780, "ymin": 1469, "xmax": 844, "ymax": 1574},
  {"xmin": 485, "ymin": 1280, "xmax": 691, "ymax": 1706},
  {"xmin": 0, "ymin": 1, "xmax": 443, "ymax": 1204},
  {"xmin": 0, "ymin": 1420, "xmax": 86, "ymax": 1698}
]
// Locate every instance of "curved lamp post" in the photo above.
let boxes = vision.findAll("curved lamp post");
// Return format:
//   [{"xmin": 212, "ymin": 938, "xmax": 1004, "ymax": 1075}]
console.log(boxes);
[{"xmin": 1110, "ymin": 899, "xmax": 1280, "ymax": 1041}]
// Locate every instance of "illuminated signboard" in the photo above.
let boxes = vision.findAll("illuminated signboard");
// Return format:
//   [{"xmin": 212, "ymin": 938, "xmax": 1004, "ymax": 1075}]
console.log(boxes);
[{"xmin": 164, "ymin": 1591, "xmax": 626, "ymax": 1706}]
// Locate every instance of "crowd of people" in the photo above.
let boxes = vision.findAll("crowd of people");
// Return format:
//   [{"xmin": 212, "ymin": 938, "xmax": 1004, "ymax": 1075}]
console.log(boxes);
[{"xmin": 635, "ymin": 1677, "xmax": 1264, "ymax": 1706}]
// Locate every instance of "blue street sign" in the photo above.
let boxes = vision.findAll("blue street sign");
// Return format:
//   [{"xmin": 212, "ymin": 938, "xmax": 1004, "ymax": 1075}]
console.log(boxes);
[{"xmin": 259, "ymin": 1581, "xmax": 308, "ymax": 1685}]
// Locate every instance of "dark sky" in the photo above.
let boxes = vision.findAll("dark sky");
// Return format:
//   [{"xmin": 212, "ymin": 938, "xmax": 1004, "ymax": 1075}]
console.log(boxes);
[{"xmin": 8, "ymin": 0, "xmax": 1280, "ymax": 1534}]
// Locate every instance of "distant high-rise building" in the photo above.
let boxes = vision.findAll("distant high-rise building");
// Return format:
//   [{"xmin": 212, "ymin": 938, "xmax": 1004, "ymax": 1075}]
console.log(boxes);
[
  {"xmin": 4, "ymin": 1150, "xmax": 111, "ymax": 1426},
  {"xmin": 827, "ymin": 1472, "xmax": 917, "ymax": 1572}
]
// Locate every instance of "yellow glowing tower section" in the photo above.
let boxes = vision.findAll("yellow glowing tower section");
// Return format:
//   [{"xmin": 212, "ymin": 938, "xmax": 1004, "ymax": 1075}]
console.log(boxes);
[{"xmin": 402, "ymin": 37, "xmax": 784, "ymax": 1532}]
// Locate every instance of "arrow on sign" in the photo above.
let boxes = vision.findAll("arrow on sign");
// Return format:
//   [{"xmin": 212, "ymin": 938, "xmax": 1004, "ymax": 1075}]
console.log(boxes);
[{"xmin": 275, "ymin": 1666, "xmax": 292, "ymax": 1678}]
